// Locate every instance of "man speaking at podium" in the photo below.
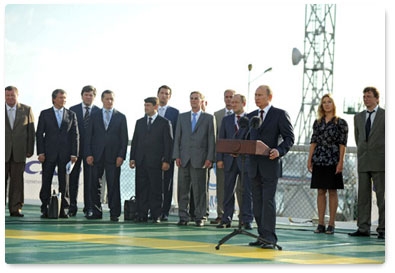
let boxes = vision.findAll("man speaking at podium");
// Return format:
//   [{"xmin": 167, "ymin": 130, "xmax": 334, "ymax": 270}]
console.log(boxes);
[{"xmin": 247, "ymin": 85, "xmax": 294, "ymax": 249}]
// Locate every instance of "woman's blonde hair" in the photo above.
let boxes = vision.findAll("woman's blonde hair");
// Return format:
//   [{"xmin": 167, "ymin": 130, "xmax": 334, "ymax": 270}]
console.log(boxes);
[{"xmin": 317, "ymin": 93, "xmax": 338, "ymax": 121}]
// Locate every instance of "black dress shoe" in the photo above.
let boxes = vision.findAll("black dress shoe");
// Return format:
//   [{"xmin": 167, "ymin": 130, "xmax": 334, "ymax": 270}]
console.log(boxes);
[
  {"xmin": 261, "ymin": 243, "xmax": 275, "ymax": 249},
  {"xmin": 40, "ymin": 213, "xmax": 48, "ymax": 219},
  {"xmin": 243, "ymin": 223, "xmax": 253, "ymax": 230},
  {"xmin": 378, "ymin": 231, "xmax": 385, "ymax": 239},
  {"xmin": 216, "ymin": 222, "xmax": 231, "ymax": 228},
  {"xmin": 249, "ymin": 240, "xmax": 263, "ymax": 247},
  {"xmin": 210, "ymin": 217, "xmax": 221, "ymax": 224},
  {"xmin": 10, "ymin": 212, "xmax": 24, "ymax": 217},
  {"xmin": 86, "ymin": 212, "xmax": 103, "ymax": 219},
  {"xmin": 68, "ymin": 211, "xmax": 77, "ymax": 217},
  {"xmin": 348, "ymin": 230, "xmax": 370, "ymax": 237},
  {"xmin": 195, "ymin": 220, "xmax": 204, "ymax": 227},
  {"xmin": 177, "ymin": 220, "xmax": 188, "ymax": 226},
  {"xmin": 137, "ymin": 217, "xmax": 148, "ymax": 222},
  {"xmin": 110, "ymin": 216, "xmax": 119, "ymax": 222},
  {"xmin": 59, "ymin": 212, "xmax": 69, "ymax": 219}
]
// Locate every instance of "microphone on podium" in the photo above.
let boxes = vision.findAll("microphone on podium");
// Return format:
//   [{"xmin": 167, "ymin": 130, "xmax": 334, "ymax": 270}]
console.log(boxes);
[{"xmin": 244, "ymin": 116, "xmax": 260, "ymax": 139}]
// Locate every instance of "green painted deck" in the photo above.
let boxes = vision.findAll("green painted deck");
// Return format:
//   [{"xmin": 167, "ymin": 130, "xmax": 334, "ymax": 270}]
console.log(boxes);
[{"xmin": 4, "ymin": 205, "xmax": 385, "ymax": 265}]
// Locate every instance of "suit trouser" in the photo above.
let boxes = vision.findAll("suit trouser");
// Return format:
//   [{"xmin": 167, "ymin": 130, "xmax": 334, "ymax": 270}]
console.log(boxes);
[
  {"xmin": 68, "ymin": 156, "xmax": 93, "ymax": 214},
  {"xmin": 251, "ymin": 172, "xmax": 278, "ymax": 244},
  {"xmin": 357, "ymin": 171, "xmax": 385, "ymax": 233},
  {"xmin": 39, "ymin": 158, "xmax": 69, "ymax": 213},
  {"xmin": 5, "ymin": 154, "xmax": 25, "ymax": 213},
  {"xmin": 215, "ymin": 167, "xmax": 225, "ymax": 218},
  {"xmin": 178, "ymin": 163, "xmax": 208, "ymax": 221},
  {"xmin": 135, "ymin": 163, "xmax": 163, "ymax": 219},
  {"xmin": 161, "ymin": 161, "xmax": 175, "ymax": 217},
  {"xmin": 222, "ymin": 158, "xmax": 253, "ymax": 224},
  {"xmin": 91, "ymin": 158, "xmax": 121, "ymax": 217}
]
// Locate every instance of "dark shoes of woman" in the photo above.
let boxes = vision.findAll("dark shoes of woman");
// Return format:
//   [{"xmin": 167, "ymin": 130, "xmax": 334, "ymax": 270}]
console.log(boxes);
[
  {"xmin": 314, "ymin": 224, "xmax": 335, "ymax": 234},
  {"xmin": 325, "ymin": 225, "xmax": 335, "ymax": 234},
  {"xmin": 314, "ymin": 224, "xmax": 326, "ymax": 233}
]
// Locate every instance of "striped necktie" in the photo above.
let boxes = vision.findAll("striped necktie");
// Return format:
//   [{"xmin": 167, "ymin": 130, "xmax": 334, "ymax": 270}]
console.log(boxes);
[{"xmin": 84, "ymin": 107, "xmax": 90, "ymax": 129}]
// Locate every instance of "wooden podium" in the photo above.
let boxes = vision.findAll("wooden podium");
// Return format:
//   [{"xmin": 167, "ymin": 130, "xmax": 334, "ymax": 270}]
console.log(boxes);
[
  {"xmin": 214, "ymin": 138, "xmax": 282, "ymax": 251},
  {"xmin": 216, "ymin": 139, "xmax": 271, "ymax": 156}
]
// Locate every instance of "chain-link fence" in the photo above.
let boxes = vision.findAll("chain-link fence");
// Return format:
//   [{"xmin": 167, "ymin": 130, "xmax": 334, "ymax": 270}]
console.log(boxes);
[
  {"xmin": 119, "ymin": 144, "xmax": 359, "ymax": 221},
  {"xmin": 276, "ymin": 145, "xmax": 358, "ymax": 221},
  {"xmin": 22, "ymin": 144, "xmax": 360, "ymax": 222}
]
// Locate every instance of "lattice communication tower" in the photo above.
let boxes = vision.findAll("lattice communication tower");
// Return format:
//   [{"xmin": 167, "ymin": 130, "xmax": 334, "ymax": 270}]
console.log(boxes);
[{"xmin": 293, "ymin": 4, "xmax": 336, "ymax": 145}]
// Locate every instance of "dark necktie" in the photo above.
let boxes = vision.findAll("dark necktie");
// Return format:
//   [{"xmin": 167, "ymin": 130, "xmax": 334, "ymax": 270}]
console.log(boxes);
[
  {"xmin": 365, "ymin": 110, "xmax": 375, "ymax": 141},
  {"xmin": 260, "ymin": 110, "xmax": 264, "ymax": 120},
  {"xmin": 235, "ymin": 115, "xmax": 240, "ymax": 133},
  {"xmin": 148, "ymin": 117, "xmax": 152, "ymax": 131},
  {"xmin": 84, "ymin": 107, "xmax": 90, "ymax": 129}
]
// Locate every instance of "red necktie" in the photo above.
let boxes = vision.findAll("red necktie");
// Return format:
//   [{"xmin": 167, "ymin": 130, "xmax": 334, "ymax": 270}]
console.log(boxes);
[{"xmin": 235, "ymin": 115, "xmax": 240, "ymax": 132}]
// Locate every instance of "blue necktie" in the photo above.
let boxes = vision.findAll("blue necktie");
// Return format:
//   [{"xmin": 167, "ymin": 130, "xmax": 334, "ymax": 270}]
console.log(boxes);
[
  {"xmin": 105, "ymin": 110, "xmax": 111, "ymax": 130},
  {"xmin": 192, "ymin": 113, "xmax": 197, "ymax": 132},
  {"xmin": 56, "ymin": 109, "xmax": 62, "ymax": 128}
]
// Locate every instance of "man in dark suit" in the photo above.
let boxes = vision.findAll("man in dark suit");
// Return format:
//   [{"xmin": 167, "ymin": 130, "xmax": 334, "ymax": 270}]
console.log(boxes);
[
  {"xmin": 349, "ymin": 86, "xmax": 385, "ymax": 239},
  {"xmin": 157, "ymin": 85, "xmax": 179, "ymax": 221},
  {"xmin": 85, "ymin": 90, "xmax": 128, "ymax": 222},
  {"xmin": 216, "ymin": 94, "xmax": 253, "ymax": 229},
  {"xmin": 130, "ymin": 97, "xmax": 173, "ymax": 223},
  {"xmin": 68, "ymin": 85, "xmax": 100, "ymax": 217},
  {"xmin": 247, "ymin": 85, "xmax": 294, "ymax": 249},
  {"xmin": 36, "ymin": 89, "xmax": 79, "ymax": 218},
  {"xmin": 5, "ymin": 86, "xmax": 35, "ymax": 217},
  {"xmin": 173, "ymin": 91, "xmax": 216, "ymax": 227},
  {"xmin": 212, "ymin": 89, "xmax": 235, "ymax": 224}
]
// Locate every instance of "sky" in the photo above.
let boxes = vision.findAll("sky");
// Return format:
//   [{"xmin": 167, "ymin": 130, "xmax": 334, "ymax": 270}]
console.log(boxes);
[
  {"xmin": 1, "ymin": 0, "xmax": 394, "ymax": 271},
  {"xmin": 2, "ymin": 0, "xmax": 388, "ymax": 147}
]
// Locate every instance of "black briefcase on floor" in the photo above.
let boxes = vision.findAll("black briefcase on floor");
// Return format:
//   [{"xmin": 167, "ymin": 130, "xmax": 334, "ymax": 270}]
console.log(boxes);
[
  {"xmin": 48, "ymin": 190, "xmax": 61, "ymax": 219},
  {"xmin": 124, "ymin": 196, "xmax": 138, "ymax": 220}
]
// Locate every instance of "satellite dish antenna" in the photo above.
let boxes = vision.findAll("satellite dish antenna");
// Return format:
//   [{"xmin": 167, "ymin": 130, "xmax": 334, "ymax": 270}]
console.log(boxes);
[{"xmin": 292, "ymin": 47, "xmax": 304, "ymax": 65}]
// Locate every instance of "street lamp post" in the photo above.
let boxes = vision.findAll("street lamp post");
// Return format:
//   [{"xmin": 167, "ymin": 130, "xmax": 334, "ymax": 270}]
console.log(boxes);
[{"xmin": 247, "ymin": 65, "xmax": 272, "ymax": 110}]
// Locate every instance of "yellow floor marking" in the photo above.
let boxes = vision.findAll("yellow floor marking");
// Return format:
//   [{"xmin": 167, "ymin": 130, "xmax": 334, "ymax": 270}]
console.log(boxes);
[{"xmin": 5, "ymin": 229, "xmax": 381, "ymax": 264}]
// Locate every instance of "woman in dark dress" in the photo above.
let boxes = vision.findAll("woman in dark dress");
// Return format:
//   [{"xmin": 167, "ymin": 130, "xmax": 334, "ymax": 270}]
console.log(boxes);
[{"xmin": 307, "ymin": 94, "xmax": 348, "ymax": 234}]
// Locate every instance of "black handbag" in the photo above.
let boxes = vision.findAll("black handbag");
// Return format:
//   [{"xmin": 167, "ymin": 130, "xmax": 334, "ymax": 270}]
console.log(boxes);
[
  {"xmin": 48, "ymin": 190, "xmax": 61, "ymax": 219},
  {"xmin": 124, "ymin": 196, "xmax": 138, "ymax": 220}
]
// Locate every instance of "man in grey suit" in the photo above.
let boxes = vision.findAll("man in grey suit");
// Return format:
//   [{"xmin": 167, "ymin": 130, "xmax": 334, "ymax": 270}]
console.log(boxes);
[
  {"xmin": 247, "ymin": 85, "xmax": 294, "ymax": 249},
  {"xmin": 5, "ymin": 86, "xmax": 35, "ymax": 217},
  {"xmin": 349, "ymin": 86, "xmax": 385, "ymax": 239},
  {"xmin": 85, "ymin": 90, "xmax": 128, "ymax": 222},
  {"xmin": 211, "ymin": 89, "xmax": 235, "ymax": 224},
  {"xmin": 173, "ymin": 91, "xmax": 216, "ymax": 227}
]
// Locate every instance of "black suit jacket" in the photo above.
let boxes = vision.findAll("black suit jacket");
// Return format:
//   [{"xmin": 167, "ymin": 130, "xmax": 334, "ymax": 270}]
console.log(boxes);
[
  {"xmin": 247, "ymin": 106, "xmax": 294, "ymax": 178},
  {"xmin": 216, "ymin": 113, "xmax": 249, "ymax": 172},
  {"xmin": 69, "ymin": 103, "xmax": 100, "ymax": 157},
  {"xmin": 85, "ymin": 108, "xmax": 128, "ymax": 163},
  {"xmin": 163, "ymin": 106, "xmax": 179, "ymax": 137},
  {"xmin": 130, "ymin": 115, "xmax": 173, "ymax": 168},
  {"xmin": 36, "ymin": 107, "xmax": 79, "ymax": 162}
]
